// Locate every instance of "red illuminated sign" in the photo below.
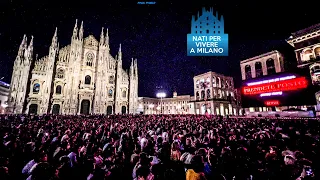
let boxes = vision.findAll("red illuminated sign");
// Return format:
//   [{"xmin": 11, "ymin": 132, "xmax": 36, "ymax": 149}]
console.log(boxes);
[
  {"xmin": 242, "ymin": 77, "xmax": 308, "ymax": 95},
  {"xmin": 265, "ymin": 100, "xmax": 280, "ymax": 106}
]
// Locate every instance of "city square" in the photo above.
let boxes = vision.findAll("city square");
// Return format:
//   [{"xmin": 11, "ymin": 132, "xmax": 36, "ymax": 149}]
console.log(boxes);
[{"xmin": 0, "ymin": 1, "xmax": 319, "ymax": 180}]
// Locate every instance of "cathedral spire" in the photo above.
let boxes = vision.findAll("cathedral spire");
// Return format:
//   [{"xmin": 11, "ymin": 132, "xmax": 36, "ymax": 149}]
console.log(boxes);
[
  {"xmin": 51, "ymin": 27, "xmax": 58, "ymax": 47},
  {"xmin": 29, "ymin": 35, "xmax": 33, "ymax": 49},
  {"xmin": 131, "ymin": 58, "xmax": 134, "ymax": 67},
  {"xmin": 118, "ymin": 43, "xmax": 122, "ymax": 61},
  {"xmin": 28, "ymin": 35, "xmax": 33, "ymax": 58},
  {"xmin": 105, "ymin": 28, "xmax": 109, "ymax": 45},
  {"xmin": 18, "ymin": 34, "xmax": 27, "ymax": 56},
  {"xmin": 20, "ymin": 34, "xmax": 27, "ymax": 48},
  {"xmin": 23, "ymin": 36, "xmax": 28, "ymax": 58},
  {"xmin": 79, "ymin": 21, "xmax": 83, "ymax": 40},
  {"xmin": 130, "ymin": 58, "xmax": 134, "ymax": 76},
  {"xmin": 72, "ymin": 19, "xmax": 78, "ymax": 40},
  {"xmin": 134, "ymin": 58, "xmax": 138, "ymax": 76},
  {"xmin": 99, "ymin": 27, "xmax": 104, "ymax": 46}
]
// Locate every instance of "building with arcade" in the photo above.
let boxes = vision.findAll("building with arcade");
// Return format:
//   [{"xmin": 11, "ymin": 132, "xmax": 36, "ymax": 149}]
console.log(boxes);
[
  {"xmin": 240, "ymin": 23, "xmax": 320, "ymax": 116},
  {"xmin": 192, "ymin": 71, "xmax": 241, "ymax": 116}
]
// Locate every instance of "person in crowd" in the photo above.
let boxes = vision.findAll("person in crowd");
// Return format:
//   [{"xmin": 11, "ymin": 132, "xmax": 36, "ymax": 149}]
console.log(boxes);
[{"xmin": 0, "ymin": 114, "xmax": 318, "ymax": 180}]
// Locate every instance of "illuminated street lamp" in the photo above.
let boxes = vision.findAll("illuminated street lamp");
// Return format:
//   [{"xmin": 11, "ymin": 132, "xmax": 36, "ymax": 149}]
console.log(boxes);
[{"xmin": 156, "ymin": 92, "xmax": 166, "ymax": 114}]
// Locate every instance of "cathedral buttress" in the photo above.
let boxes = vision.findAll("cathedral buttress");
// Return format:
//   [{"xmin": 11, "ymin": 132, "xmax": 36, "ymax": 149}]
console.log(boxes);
[
  {"xmin": 40, "ymin": 28, "xmax": 59, "ymax": 114},
  {"xmin": 8, "ymin": 35, "xmax": 33, "ymax": 114}
]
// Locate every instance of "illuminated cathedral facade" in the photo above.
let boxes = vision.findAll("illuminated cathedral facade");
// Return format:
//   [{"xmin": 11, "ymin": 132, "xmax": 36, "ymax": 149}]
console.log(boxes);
[{"xmin": 7, "ymin": 20, "xmax": 139, "ymax": 115}]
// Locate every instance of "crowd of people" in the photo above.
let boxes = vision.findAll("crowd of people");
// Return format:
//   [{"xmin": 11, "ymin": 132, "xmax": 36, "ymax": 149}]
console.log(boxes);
[{"xmin": 0, "ymin": 114, "xmax": 318, "ymax": 180}]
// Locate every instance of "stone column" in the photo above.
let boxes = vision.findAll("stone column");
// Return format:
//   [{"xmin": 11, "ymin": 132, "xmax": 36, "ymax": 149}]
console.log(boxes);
[
  {"xmin": 241, "ymin": 66, "xmax": 246, "ymax": 80},
  {"xmin": 251, "ymin": 62, "xmax": 256, "ymax": 78},
  {"xmin": 261, "ymin": 60, "xmax": 267, "ymax": 75}
]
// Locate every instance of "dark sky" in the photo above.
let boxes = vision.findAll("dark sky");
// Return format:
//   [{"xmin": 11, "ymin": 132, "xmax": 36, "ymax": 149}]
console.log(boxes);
[{"xmin": 0, "ymin": 0, "xmax": 319, "ymax": 97}]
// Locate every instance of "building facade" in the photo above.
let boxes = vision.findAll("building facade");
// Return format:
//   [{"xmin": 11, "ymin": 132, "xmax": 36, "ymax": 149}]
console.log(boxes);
[
  {"xmin": 240, "ymin": 50, "xmax": 285, "ymax": 113},
  {"xmin": 7, "ymin": 20, "xmax": 139, "ymax": 115},
  {"xmin": 193, "ymin": 71, "xmax": 241, "ymax": 116},
  {"xmin": 286, "ymin": 23, "xmax": 320, "ymax": 112},
  {"xmin": 240, "ymin": 50, "xmax": 284, "ymax": 81},
  {"xmin": 0, "ymin": 81, "xmax": 10, "ymax": 114},
  {"xmin": 138, "ymin": 92, "xmax": 193, "ymax": 114},
  {"xmin": 286, "ymin": 23, "xmax": 320, "ymax": 85}
]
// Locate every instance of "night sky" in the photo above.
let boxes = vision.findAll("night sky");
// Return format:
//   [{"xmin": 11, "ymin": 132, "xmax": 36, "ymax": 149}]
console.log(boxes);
[{"xmin": 0, "ymin": 0, "xmax": 319, "ymax": 97}]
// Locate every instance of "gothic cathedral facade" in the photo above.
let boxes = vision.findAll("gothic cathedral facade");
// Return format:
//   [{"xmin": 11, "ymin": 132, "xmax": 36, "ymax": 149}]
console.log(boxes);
[{"xmin": 7, "ymin": 20, "xmax": 139, "ymax": 115}]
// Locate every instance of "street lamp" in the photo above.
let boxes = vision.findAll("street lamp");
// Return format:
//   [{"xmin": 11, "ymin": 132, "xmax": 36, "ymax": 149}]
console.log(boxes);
[{"xmin": 156, "ymin": 92, "xmax": 166, "ymax": 114}]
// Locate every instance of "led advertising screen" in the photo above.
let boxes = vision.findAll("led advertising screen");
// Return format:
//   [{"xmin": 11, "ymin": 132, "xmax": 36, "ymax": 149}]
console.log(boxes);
[{"xmin": 241, "ymin": 69, "xmax": 319, "ymax": 108}]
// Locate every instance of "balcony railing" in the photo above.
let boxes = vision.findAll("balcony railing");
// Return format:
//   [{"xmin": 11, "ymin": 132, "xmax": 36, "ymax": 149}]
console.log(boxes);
[{"xmin": 193, "ymin": 96, "xmax": 237, "ymax": 103}]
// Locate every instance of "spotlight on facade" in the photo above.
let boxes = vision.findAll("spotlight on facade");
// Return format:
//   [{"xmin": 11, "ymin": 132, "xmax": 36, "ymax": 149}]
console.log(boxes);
[
  {"xmin": 156, "ymin": 92, "xmax": 166, "ymax": 114},
  {"xmin": 156, "ymin": 92, "xmax": 166, "ymax": 98}
]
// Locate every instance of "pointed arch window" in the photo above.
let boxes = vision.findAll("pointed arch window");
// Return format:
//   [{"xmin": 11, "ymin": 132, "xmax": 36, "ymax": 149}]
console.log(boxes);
[
  {"xmin": 86, "ymin": 53, "xmax": 94, "ymax": 66},
  {"xmin": 56, "ymin": 85, "xmax": 62, "ymax": 94},
  {"xmin": 122, "ymin": 90, "xmax": 127, "ymax": 98},
  {"xmin": 109, "ymin": 76, "xmax": 114, "ymax": 84},
  {"xmin": 108, "ymin": 89, "xmax": 113, "ymax": 98},
  {"xmin": 56, "ymin": 68, "xmax": 64, "ymax": 79},
  {"xmin": 85, "ymin": 75, "xmax": 91, "ymax": 85},
  {"xmin": 33, "ymin": 83, "xmax": 40, "ymax": 94}
]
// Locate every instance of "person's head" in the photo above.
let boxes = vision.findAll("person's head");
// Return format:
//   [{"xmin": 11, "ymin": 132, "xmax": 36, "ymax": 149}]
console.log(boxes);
[
  {"xmin": 0, "ymin": 166, "xmax": 9, "ymax": 177},
  {"xmin": 207, "ymin": 153, "xmax": 217, "ymax": 166},
  {"xmin": 139, "ymin": 152, "xmax": 151, "ymax": 165},
  {"xmin": 30, "ymin": 162, "xmax": 54, "ymax": 180},
  {"xmin": 284, "ymin": 154, "xmax": 296, "ymax": 166},
  {"xmin": 35, "ymin": 151, "xmax": 48, "ymax": 162},
  {"xmin": 191, "ymin": 155, "xmax": 204, "ymax": 173},
  {"xmin": 171, "ymin": 141, "xmax": 180, "ymax": 151},
  {"xmin": 136, "ymin": 166, "xmax": 150, "ymax": 180}
]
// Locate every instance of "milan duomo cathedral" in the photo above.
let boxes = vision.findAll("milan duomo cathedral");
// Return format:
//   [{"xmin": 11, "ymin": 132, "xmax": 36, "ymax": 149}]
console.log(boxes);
[{"xmin": 7, "ymin": 20, "xmax": 139, "ymax": 115}]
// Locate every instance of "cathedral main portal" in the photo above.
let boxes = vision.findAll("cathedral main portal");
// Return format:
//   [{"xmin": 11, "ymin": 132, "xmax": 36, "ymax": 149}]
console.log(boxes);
[{"xmin": 80, "ymin": 100, "xmax": 90, "ymax": 115}]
